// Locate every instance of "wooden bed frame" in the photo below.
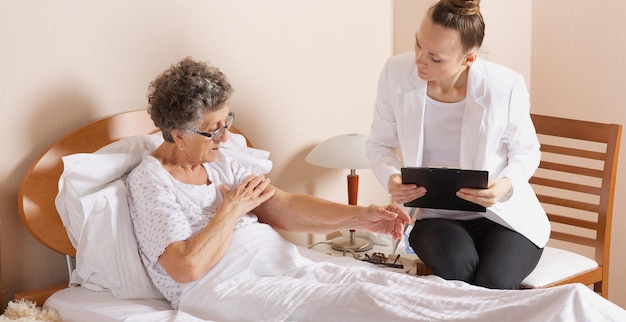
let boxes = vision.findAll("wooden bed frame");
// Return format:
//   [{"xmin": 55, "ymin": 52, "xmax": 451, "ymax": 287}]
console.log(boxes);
[{"xmin": 16, "ymin": 109, "xmax": 251, "ymax": 306}]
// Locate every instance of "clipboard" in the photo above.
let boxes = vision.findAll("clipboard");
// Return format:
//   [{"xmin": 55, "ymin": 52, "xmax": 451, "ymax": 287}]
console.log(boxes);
[{"xmin": 401, "ymin": 167, "xmax": 489, "ymax": 212}]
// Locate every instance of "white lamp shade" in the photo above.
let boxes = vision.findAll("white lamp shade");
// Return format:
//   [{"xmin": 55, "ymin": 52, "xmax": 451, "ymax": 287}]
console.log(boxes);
[{"xmin": 305, "ymin": 133, "xmax": 370, "ymax": 170}]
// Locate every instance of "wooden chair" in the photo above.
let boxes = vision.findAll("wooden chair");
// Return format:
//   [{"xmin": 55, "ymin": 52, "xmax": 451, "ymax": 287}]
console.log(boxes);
[
  {"xmin": 519, "ymin": 113, "xmax": 622, "ymax": 298},
  {"xmin": 413, "ymin": 114, "xmax": 621, "ymax": 299}
]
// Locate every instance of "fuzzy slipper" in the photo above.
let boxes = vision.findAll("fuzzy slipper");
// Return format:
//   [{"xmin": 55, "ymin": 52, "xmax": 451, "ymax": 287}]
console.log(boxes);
[{"xmin": 0, "ymin": 299, "xmax": 60, "ymax": 322}]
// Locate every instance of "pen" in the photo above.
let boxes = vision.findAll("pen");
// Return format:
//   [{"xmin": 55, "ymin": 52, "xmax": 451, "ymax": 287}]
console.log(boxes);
[{"xmin": 392, "ymin": 208, "xmax": 417, "ymax": 254}]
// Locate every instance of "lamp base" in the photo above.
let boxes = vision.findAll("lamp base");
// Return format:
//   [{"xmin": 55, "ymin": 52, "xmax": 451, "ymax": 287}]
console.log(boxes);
[{"xmin": 330, "ymin": 231, "xmax": 374, "ymax": 252}]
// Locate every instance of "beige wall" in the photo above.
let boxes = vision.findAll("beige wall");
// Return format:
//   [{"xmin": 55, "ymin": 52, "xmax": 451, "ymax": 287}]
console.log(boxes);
[
  {"xmin": 0, "ymin": 0, "xmax": 393, "ymax": 308},
  {"xmin": 395, "ymin": 0, "xmax": 626, "ymax": 309}
]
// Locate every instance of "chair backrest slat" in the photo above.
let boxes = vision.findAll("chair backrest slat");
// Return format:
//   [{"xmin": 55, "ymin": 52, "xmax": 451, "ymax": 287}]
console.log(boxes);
[
  {"xmin": 547, "ymin": 213, "xmax": 598, "ymax": 230},
  {"xmin": 538, "ymin": 161, "xmax": 605, "ymax": 178},
  {"xmin": 536, "ymin": 194, "xmax": 599, "ymax": 212},
  {"xmin": 531, "ymin": 177, "xmax": 601, "ymax": 195},
  {"xmin": 549, "ymin": 231, "xmax": 599, "ymax": 248},
  {"xmin": 540, "ymin": 144, "xmax": 607, "ymax": 160}
]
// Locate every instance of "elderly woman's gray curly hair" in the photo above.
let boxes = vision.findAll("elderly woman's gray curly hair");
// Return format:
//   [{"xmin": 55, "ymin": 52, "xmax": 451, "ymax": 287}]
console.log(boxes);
[{"xmin": 147, "ymin": 57, "xmax": 233, "ymax": 142}]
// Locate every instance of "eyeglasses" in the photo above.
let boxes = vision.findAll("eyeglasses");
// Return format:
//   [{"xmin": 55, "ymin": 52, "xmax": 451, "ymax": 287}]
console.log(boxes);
[{"xmin": 194, "ymin": 112, "xmax": 235, "ymax": 142}]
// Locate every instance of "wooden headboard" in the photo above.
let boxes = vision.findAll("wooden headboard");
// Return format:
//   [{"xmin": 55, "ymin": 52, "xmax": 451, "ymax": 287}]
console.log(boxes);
[{"xmin": 18, "ymin": 109, "xmax": 251, "ymax": 258}]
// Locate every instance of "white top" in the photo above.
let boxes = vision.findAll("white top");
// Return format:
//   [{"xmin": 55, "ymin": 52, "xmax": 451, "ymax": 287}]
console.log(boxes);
[
  {"xmin": 366, "ymin": 52, "xmax": 550, "ymax": 247},
  {"xmin": 422, "ymin": 96, "xmax": 464, "ymax": 168},
  {"xmin": 127, "ymin": 154, "xmax": 258, "ymax": 308},
  {"xmin": 421, "ymin": 96, "xmax": 482, "ymax": 221}
]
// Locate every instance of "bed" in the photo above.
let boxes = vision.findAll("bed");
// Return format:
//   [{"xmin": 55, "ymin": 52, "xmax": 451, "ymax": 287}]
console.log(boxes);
[{"xmin": 17, "ymin": 109, "xmax": 626, "ymax": 321}]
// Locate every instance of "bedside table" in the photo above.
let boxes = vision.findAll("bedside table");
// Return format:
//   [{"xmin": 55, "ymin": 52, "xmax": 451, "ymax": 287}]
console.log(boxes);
[{"xmin": 308, "ymin": 233, "xmax": 432, "ymax": 276}]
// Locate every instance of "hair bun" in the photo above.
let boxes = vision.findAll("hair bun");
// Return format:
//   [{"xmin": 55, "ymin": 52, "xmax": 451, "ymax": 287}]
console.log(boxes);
[{"xmin": 440, "ymin": 0, "xmax": 480, "ymax": 16}]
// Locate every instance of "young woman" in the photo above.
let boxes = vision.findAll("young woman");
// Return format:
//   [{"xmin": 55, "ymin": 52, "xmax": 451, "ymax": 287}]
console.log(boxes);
[{"xmin": 366, "ymin": 0, "xmax": 549, "ymax": 289}]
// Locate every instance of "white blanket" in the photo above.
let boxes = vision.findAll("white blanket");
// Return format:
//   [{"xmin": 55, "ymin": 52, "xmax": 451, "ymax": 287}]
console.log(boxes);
[{"xmin": 178, "ymin": 223, "xmax": 626, "ymax": 322}]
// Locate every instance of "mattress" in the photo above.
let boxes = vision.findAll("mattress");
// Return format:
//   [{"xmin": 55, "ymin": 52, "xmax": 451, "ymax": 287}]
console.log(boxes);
[
  {"xmin": 42, "ymin": 244, "xmax": 382, "ymax": 322},
  {"xmin": 43, "ymin": 287, "xmax": 199, "ymax": 322}
]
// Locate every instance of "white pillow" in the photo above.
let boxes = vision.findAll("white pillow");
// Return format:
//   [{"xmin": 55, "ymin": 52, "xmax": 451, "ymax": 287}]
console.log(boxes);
[
  {"xmin": 57, "ymin": 132, "xmax": 163, "ymax": 299},
  {"xmin": 56, "ymin": 150, "xmax": 151, "ymax": 248},
  {"xmin": 70, "ymin": 178, "xmax": 162, "ymax": 299},
  {"xmin": 56, "ymin": 130, "xmax": 270, "ymax": 300},
  {"xmin": 220, "ymin": 131, "xmax": 272, "ymax": 175}
]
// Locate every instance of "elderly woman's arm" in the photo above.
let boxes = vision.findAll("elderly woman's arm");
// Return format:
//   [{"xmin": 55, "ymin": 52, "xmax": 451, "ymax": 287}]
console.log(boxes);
[
  {"xmin": 158, "ymin": 174, "xmax": 409, "ymax": 283},
  {"xmin": 253, "ymin": 186, "xmax": 410, "ymax": 240},
  {"xmin": 158, "ymin": 175, "xmax": 275, "ymax": 283}
]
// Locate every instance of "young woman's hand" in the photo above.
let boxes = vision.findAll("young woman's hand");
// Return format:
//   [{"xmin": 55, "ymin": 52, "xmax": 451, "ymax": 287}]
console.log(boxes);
[
  {"xmin": 388, "ymin": 173, "xmax": 426, "ymax": 204},
  {"xmin": 456, "ymin": 178, "xmax": 512, "ymax": 208}
]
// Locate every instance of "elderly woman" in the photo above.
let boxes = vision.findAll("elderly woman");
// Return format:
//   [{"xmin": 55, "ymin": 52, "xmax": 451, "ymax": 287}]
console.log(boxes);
[{"xmin": 127, "ymin": 57, "xmax": 412, "ymax": 319}]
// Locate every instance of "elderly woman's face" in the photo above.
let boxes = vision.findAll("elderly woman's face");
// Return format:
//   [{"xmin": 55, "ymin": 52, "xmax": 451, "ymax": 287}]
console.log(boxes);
[{"xmin": 185, "ymin": 107, "xmax": 231, "ymax": 164}]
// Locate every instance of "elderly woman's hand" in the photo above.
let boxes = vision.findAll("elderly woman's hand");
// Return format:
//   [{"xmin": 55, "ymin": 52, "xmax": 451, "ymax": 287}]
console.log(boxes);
[
  {"xmin": 360, "ymin": 204, "xmax": 410, "ymax": 240},
  {"xmin": 218, "ymin": 175, "xmax": 275, "ymax": 217}
]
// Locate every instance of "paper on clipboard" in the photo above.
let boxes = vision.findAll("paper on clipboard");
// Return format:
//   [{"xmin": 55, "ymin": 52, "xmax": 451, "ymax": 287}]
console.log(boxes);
[{"xmin": 401, "ymin": 167, "xmax": 489, "ymax": 212}]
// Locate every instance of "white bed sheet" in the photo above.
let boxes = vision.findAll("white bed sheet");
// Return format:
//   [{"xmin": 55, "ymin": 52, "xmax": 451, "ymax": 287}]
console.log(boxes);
[
  {"xmin": 41, "ymin": 245, "xmax": 382, "ymax": 322},
  {"xmin": 44, "ymin": 229, "xmax": 626, "ymax": 322},
  {"xmin": 42, "ymin": 246, "xmax": 360, "ymax": 322}
]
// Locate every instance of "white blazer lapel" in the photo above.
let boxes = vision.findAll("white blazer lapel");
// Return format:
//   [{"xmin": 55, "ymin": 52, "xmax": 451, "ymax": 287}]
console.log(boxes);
[
  {"xmin": 460, "ymin": 101, "xmax": 487, "ymax": 169},
  {"xmin": 401, "ymin": 70, "xmax": 427, "ymax": 167},
  {"xmin": 460, "ymin": 61, "xmax": 488, "ymax": 170}
]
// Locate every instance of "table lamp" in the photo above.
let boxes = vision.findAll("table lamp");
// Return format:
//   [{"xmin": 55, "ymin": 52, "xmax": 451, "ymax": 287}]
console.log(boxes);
[{"xmin": 305, "ymin": 133, "xmax": 374, "ymax": 252}]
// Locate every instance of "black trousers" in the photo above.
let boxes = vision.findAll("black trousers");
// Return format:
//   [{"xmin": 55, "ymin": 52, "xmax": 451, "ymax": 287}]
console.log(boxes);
[{"xmin": 409, "ymin": 217, "xmax": 543, "ymax": 289}]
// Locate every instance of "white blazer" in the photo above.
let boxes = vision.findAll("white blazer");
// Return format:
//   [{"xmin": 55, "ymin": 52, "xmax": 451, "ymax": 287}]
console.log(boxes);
[{"xmin": 366, "ymin": 52, "xmax": 550, "ymax": 247}]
